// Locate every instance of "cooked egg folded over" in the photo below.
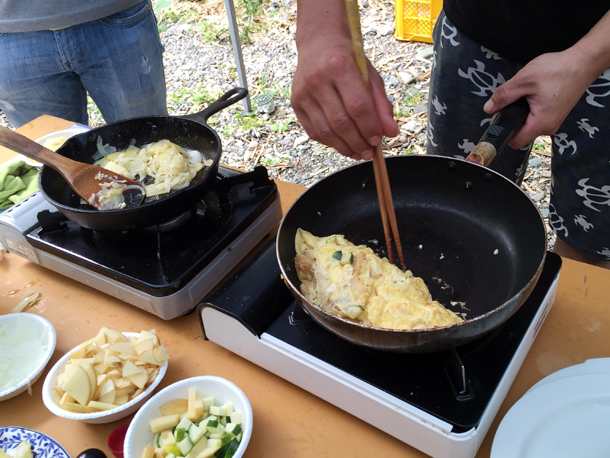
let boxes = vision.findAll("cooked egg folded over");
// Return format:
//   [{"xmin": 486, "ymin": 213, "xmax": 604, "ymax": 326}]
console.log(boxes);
[{"xmin": 295, "ymin": 229, "xmax": 463, "ymax": 330}]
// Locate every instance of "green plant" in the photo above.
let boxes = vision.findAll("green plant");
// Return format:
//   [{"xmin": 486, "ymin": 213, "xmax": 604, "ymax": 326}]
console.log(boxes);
[
  {"xmin": 86, "ymin": 95, "xmax": 103, "ymax": 127},
  {"xmin": 532, "ymin": 142, "xmax": 549, "ymax": 153},
  {"xmin": 154, "ymin": 0, "xmax": 173, "ymax": 13},
  {"xmin": 270, "ymin": 117, "xmax": 296, "ymax": 132},
  {"xmin": 403, "ymin": 91, "xmax": 423, "ymax": 107},
  {"xmin": 196, "ymin": 20, "xmax": 230, "ymax": 42},
  {"xmin": 154, "ymin": 0, "xmax": 174, "ymax": 32},
  {"xmin": 238, "ymin": 0, "xmax": 263, "ymax": 26},
  {"xmin": 260, "ymin": 156, "xmax": 290, "ymax": 166}
]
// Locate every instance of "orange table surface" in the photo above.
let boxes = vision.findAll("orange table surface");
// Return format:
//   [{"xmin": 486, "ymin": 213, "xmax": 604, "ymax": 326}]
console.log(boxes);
[{"xmin": 1, "ymin": 116, "xmax": 609, "ymax": 458}]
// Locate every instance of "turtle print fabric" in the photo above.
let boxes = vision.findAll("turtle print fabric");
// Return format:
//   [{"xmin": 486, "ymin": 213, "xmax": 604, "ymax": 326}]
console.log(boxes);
[{"xmin": 427, "ymin": 11, "xmax": 610, "ymax": 262}]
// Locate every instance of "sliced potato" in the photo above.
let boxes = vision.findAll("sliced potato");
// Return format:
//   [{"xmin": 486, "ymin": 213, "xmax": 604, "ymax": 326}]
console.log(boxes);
[{"xmin": 55, "ymin": 328, "xmax": 170, "ymax": 413}]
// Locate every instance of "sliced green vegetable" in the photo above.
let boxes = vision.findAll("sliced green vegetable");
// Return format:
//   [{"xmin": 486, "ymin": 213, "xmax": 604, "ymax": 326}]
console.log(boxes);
[
  {"xmin": 332, "ymin": 250, "xmax": 342, "ymax": 261},
  {"xmin": 223, "ymin": 439, "xmax": 240, "ymax": 458}
]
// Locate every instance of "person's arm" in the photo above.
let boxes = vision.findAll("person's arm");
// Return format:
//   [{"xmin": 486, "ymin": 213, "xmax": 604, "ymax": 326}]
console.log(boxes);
[
  {"xmin": 484, "ymin": 10, "xmax": 610, "ymax": 149},
  {"xmin": 291, "ymin": 0, "xmax": 398, "ymax": 160}
]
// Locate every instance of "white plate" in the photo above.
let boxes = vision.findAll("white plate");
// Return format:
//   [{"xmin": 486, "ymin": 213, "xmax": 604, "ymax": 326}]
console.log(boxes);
[
  {"xmin": 0, "ymin": 426, "xmax": 70, "ymax": 458},
  {"xmin": 526, "ymin": 358, "xmax": 610, "ymax": 393},
  {"xmin": 0, "ymin": 313, "xmax": 57, "ymax": 401},
  {"xmin": 22, "ymin": 125, "xmax": 91, "ymax": 167},
  {"xmin": 491, "ymin": 373, "xmax": 610, "ymax": 458}
]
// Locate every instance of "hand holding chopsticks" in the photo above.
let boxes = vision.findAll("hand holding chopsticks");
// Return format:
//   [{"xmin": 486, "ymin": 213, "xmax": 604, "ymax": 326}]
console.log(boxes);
[{"xmin": 344, "ymin": 0, "xmax": 406, "ymax": 270}]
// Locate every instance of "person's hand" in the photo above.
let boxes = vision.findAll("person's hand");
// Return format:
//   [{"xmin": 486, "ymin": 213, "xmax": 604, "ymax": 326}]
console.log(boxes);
[
  {"xmin": 483, "ymin": 49, "xmax": 599, "ymax": 149},
  {"xmin": 291, "ymin": 32, "xmax": 398, "ymax": 160}
]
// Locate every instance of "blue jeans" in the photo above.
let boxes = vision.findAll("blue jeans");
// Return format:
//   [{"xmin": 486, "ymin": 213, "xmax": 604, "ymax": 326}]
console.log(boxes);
[{"xmin": 0, "ymin": 0, "xmax": 167, "ymax": 128}]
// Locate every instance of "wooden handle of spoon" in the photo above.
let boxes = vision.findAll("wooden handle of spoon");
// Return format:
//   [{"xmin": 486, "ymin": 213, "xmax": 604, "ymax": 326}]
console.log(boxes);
[{"xmin": 0, "ymin": 125, "xmax": 79, "ymax": 173}]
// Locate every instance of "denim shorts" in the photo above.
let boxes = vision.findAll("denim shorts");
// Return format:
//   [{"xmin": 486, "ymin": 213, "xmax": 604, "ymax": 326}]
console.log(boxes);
[
  {"xmin": 427, "ymin": 11, "xmax": 610, "ymax": 261},
  {"xmin": 0, "ymin": 0, "xmax": 167, "ymax": 128}
]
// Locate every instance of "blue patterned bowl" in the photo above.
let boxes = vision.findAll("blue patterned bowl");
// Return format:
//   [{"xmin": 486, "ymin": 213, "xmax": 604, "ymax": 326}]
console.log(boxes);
[{"xmin": 0, "ymin": 426, "xmax": 70, "ymax": 458}]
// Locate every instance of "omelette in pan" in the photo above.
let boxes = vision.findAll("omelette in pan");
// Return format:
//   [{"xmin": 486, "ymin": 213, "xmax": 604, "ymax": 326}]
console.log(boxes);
[{"xmin": 294, "ymin": 229, "xmax": 463, "ymax": 330}]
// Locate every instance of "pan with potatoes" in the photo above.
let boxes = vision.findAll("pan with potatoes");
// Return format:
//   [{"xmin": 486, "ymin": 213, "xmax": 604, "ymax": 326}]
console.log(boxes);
[{"xmin": 38, "ymin": 87, "xmax": 247, "ymax": 231}]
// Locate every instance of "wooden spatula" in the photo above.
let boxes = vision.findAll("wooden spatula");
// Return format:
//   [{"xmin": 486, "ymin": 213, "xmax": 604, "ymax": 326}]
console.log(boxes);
[{"xmin": 0, "ymin": 125, "xmax": 145, "ymax": 210}]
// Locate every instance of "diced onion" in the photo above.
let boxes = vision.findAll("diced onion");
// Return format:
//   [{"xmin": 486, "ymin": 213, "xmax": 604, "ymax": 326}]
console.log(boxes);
[
  {"xmin": 96, "ymin": 136, "xmax": 116, "ymax": 158},
  {"xmin": 12, "ymin": 291, "xmax": 41, "ymax": 313}
]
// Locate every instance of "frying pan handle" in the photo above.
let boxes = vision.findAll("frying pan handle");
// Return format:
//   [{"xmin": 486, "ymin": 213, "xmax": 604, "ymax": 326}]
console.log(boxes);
[
  {"xmin": 466, "ymin": 98, "xmax": 530, "ymax": 167},
  {"xmin": 181, "ymin": 87, "xmax": 248, "ymax": 124}
]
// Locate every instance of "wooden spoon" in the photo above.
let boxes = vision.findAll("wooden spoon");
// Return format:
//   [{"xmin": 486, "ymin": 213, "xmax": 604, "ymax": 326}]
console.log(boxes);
[{"xmin": 0, "ymin": 125, "xmax": 145, "ymax": 210}]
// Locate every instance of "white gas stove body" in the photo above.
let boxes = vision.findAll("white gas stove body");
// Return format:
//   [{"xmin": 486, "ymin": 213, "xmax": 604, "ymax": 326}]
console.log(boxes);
[
  {"xmin": 201, "ymin": 273, "xmax": 559, "ymax": 458},
  {"xmin": 0, "ymin": 191, "xmax": 282, "ymax": 319}
]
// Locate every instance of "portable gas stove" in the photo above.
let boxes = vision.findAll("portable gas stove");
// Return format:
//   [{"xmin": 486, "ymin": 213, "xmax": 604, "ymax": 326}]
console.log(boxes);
[
  {"xmin": 0, "ymin": 166, "xmax": 282, "ymax": 319},
  {"xmin": 199, "ymin": 239, "xmax": 562, "ymax": 458}
]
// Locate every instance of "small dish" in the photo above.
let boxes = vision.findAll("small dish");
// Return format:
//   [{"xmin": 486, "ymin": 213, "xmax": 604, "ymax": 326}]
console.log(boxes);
[
  {"xmin": 42, "ymin": 331, "xmax": 168, "ymax": 424},
  {"xmin": 124, "ymin": 376, "xmax": 253, "ymax": 458},
  {"xmin": 0, "ymin": 313, "xmax": 56, "ymax": 401},
  {"xmin": 0, "ymin": 426, "xmax": 70, "ymax": 458},
  {"xmin": 491, "ymin": 373, "xmax": 610, "ymax": 457},
  {"xmin": 28, "ymin": 125, "xmax": 90, "ymax": 167}
]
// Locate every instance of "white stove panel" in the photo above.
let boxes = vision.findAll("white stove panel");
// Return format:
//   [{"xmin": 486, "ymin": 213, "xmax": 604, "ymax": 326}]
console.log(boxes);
[{"xmin": 201, "ymin": 274, "xmax": 560, "ymax": 458}]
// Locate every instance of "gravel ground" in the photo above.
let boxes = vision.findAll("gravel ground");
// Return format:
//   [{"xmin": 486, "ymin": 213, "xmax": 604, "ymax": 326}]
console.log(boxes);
[{"xmin": 0, "ymin": 0, "xmax": 555, "ymax": 248}]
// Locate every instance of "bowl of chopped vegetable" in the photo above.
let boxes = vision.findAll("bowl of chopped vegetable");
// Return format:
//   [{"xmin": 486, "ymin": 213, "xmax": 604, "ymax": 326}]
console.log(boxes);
[
  {"xmin": 0, "ymin": 313, "xmax": 56, "ymax": 401},
  {"xmin": 42, "ymin": 328, "xmax": 169, "ymax": 424},
  {"xmin": 124, "ymin": 376, "xmax": 253, "ymax": 458}
]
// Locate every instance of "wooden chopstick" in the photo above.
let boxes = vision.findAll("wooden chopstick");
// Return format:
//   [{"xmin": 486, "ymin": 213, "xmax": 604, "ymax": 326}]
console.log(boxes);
[{"xmin": 344, "ymin": 0, "xmax": 406, "ymax": 270}]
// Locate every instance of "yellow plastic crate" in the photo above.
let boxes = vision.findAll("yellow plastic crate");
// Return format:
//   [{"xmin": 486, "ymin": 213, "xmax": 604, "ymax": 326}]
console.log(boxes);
[{"xmin": 395, "ymin": 0, "xmax": 442, "ymax": 44}]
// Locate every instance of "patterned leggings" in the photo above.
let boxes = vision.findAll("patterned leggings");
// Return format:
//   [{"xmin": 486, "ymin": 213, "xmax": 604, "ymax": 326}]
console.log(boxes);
[{"xmin": 427, "ymin": 11, "xmax": 610, "ymax": 261}]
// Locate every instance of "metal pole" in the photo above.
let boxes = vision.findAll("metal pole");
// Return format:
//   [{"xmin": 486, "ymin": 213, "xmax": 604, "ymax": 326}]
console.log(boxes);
[{"xmin": 224, "ymin": 0, "xmax": 252, "ymax": 113}]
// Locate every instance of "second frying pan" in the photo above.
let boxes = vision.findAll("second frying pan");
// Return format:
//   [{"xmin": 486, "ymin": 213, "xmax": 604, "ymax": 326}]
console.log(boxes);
[
  {"xmin": 276, "ymin": 99, "xmax": 546, "ymax": 353},
  {"xmin": 39, "ymin": 87, "xmax": 247, "ymax": 231}
]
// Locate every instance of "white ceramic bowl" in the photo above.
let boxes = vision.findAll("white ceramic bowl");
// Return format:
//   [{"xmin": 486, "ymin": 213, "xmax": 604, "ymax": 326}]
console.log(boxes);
[
  {"xmin": 0, "ymin": 313, "xmax": 56, "ymax": 401},
  {"xmin": 27, "ymin": 125, "xmax": 90, "ymax": 167},
  {"xmin": 124, "ymin": 376, "xmax": 253, "ymax": 458},
  {"xmin": 42, "ymin": 331, "xmax": 168, "ymax": 424}
]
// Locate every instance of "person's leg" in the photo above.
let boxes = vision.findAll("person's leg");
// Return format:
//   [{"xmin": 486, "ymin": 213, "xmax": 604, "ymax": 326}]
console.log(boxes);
[
  {"xmin": 66, "ymin": 0, "xmax": 168, "ymax": 123},
  {"xmin": 549, "ymin": 70, "xmax": 610, "ymax": 265},
  {"xmin": 0, "ymin": 31, "xmax": 88, "ymax": 128},
  {"xmin": 427, "ymin": 11, "xmax": 531, "ymax": 184}
]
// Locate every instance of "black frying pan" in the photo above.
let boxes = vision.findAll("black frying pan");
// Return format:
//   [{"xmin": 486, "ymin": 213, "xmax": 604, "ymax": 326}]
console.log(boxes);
[
  {"xmin": 276, "ymin": 100, "xmax": 547, "ymax": 353},
  {"xmin": 39, "ymin": 87, "xmax": 247, "ymax": 231}
]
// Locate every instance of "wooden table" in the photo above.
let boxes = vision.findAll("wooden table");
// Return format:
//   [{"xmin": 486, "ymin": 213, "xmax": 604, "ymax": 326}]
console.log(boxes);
[{"xmin": 1, "ymin": 116, "xmax": 609, "ymax": 458}]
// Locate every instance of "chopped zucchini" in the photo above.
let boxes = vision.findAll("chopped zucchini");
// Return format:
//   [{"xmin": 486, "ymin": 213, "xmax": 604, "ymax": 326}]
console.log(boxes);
[
  {"xmin": 223, "ymin": 439, "xmax": 240, "ymax": 458},
  {"xmin": 207, "ymin": 438, "xmax": 222, "ymax": 452},
  {"xmin": 228, "ymin": 412, "xmax": 242, "ymax": 425},
  {"xmin": 225, "ymin": 423, "xmax": 241, "ymax": 437},
  {"xmin": 188, "ymin": 423, "xmax": 205, "ymax": 444},
  {"xmin": 178, "ymin": 436, "xmax": 193, "ymax": 456}
]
